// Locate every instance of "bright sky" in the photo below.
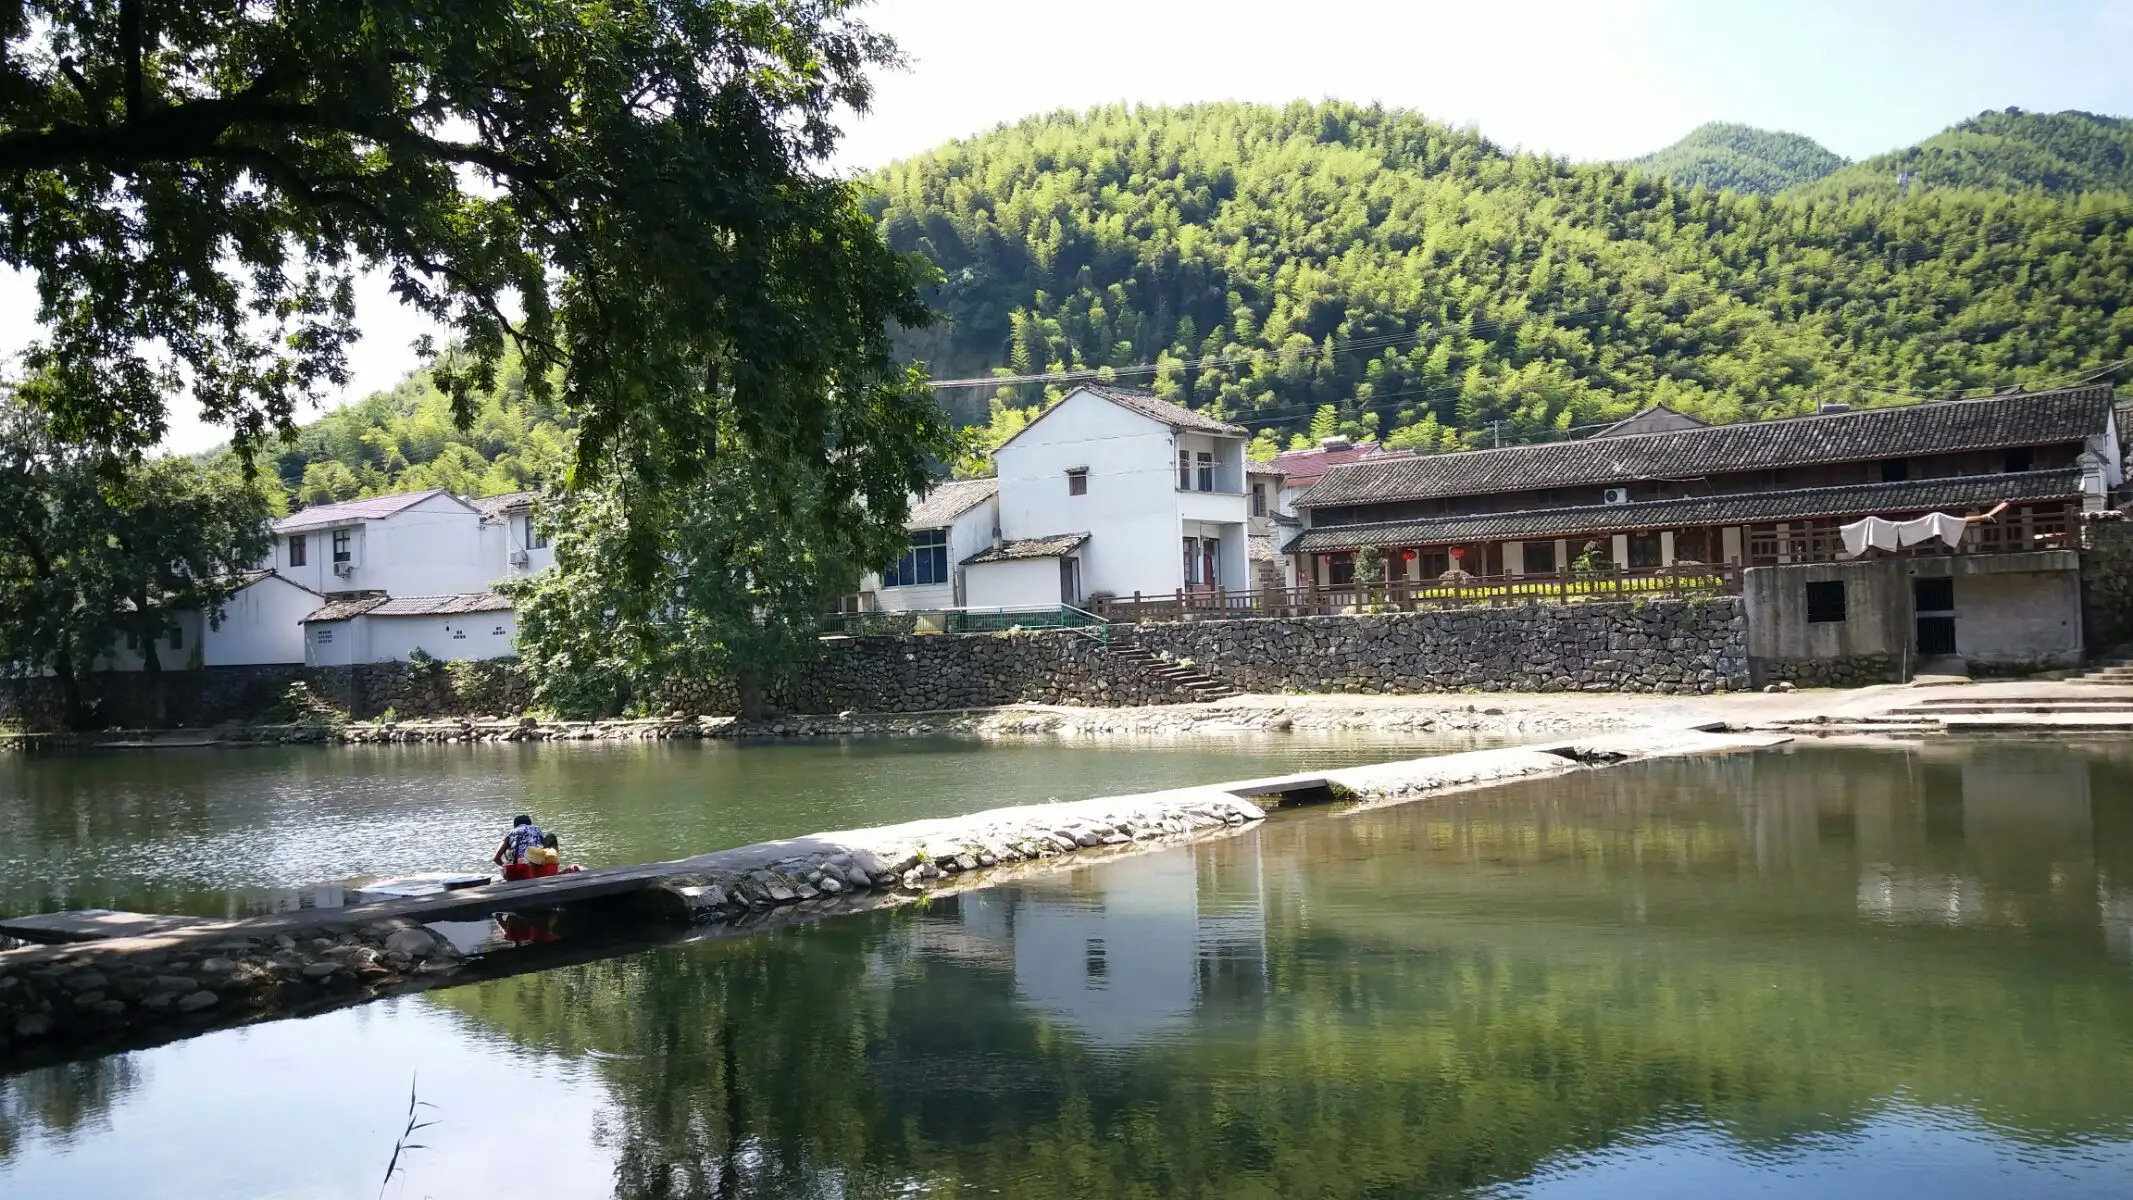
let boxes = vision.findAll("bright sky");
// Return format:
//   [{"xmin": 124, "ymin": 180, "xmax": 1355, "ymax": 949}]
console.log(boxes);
[{"xmin": 4, "ymin": 0, "xmax": 2128, "ymax": 454}]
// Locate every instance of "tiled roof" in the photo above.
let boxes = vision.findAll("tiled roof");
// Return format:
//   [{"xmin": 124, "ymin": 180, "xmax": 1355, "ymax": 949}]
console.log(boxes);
[
  {"xmin": 1284, "ymin": 469, "xmax": 2084, "ymax": 553},
  {"xmin": 275, "ymin": 489, "xmax": 456, "ymax": 532},
  {"xmin": 231, "ymin": 569, "xmax": 321, "ymax": 597},
  {"xmin": 908, "ymin": 478, "xmax": 998, "ymax": 527},
  {"xmin": 1268, "ymin": 441, "xmax": 1411, "ymax": 488},
  {"xmin": 473, "ymin": 491, "xmax": 534, "ymax": 521},
  {"xmin": 1589, "ymin": 403, "xmax": 1707, "ymax": 439},
  {"xmin": 372, "ymin": 593, "xmax": 514, "ymax": 616},
  {"xmin": 964, "ymin": 532, "xmax": 1091, "ymax": 564},
  {"xmin": 1076, "ymin": 385, "xmax": 1246, "ymax": 436},
  {"xmin": 300, "ymin": 595, "xmax": 391, "ymax": 623},
  {"xmin": 302, "ymin": 592, "xmax": 513, "ymax": 622},
  {"xmin": 1298, "ymin": 386, "xmax": 2116, "ymax": 507}
]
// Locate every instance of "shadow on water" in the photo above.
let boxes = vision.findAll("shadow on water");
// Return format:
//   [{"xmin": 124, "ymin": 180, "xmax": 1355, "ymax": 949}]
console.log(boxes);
[{"xmin": 8, "ymin": 740, "xmax": 2133, "ymax": 1197}]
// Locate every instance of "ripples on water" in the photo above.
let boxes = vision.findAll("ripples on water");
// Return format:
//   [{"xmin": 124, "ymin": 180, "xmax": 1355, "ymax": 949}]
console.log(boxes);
[{"xmin": 5, "ymin": 738, "xmax": 2133, "ymax": 1198}]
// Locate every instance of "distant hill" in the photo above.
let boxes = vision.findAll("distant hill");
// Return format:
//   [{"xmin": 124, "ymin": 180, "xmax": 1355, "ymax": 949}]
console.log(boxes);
[
  {"xmin": 1629, "ymin": 122, "xmax": 1845, "ymax": 194},
  {"xmin": 1796, "ymin": 108, "xmax": 2133, "ymax": 198}
]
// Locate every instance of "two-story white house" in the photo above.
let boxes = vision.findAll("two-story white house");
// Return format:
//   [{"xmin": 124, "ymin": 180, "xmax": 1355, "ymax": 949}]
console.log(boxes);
[
  {"xmin": 475, "ymin": 491, "xmax": 556, "ymax": 580},
  {"xmin": 267, "ymin": 489, "xmax": 498, "ymax": 596},
  {"xmin": 863, "ymin": 385, "xmax": 1253, "ymax": 612}
]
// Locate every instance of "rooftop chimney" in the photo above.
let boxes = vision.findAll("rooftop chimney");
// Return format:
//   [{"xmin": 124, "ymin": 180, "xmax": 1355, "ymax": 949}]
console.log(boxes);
[{"xmin": 1319, "ymin": 435, "xmax": 1354, "ymax": 451}]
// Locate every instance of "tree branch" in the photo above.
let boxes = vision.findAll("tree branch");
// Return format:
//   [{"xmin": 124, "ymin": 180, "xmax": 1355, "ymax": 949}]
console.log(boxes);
[{"xmin": 120, "ymin": 0, "xmax": 145, "ymax": 119}]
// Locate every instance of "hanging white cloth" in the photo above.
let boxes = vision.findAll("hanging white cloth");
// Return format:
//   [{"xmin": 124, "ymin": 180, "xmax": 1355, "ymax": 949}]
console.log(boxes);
[
  {"xmin": 1840, "ymin": 511, "xmax": 1968, "ymax": 558},
  {"xmin": 1840, "ymin": 516, "xmax": 1903, "ymax": 558}
]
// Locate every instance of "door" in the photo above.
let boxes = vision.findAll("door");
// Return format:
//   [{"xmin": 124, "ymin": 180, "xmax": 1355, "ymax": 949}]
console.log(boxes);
[
  {"xmin": 1914, "ymin": 576, "xmax": 1956, "ymax": 656},
  {"xmin": 1059, "ymin": 557, "xmax": 1080, "ymax": 605},
  {"xmin": 1201, "ymin": 538, "xmax": 1220, "ymax": 593}
]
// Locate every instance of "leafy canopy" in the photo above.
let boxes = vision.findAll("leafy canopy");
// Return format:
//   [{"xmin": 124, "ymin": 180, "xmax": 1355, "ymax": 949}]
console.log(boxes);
[
  {"xmin": 0, "ymin": 397, "xmax": 271, "ymax": 727},
  {"xmin": 0, "ymin": 0, "xmax": 939, "ymax": 572}
]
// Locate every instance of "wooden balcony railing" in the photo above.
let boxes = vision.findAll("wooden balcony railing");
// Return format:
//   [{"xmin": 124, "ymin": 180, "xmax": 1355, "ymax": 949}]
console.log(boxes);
[{"xmin": 1090, "ymin": 564, "xmax": 1742, "ymax": 624}]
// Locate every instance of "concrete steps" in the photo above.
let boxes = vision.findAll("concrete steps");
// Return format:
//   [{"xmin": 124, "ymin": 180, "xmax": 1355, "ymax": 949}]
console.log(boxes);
[
  {"xmin": 1106, "ymin": 643, "xmax": 1237, "ymax": 701},
  {"xmin": 2066, "ymin": 656, "xmax": 2133, "ymax": 685}
]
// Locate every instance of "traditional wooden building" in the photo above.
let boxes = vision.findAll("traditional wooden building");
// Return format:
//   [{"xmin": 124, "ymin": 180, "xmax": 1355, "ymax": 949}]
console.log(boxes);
[{"xmin": 1286, "ymin": 385, "xmax": 2122, "ymax": 587}]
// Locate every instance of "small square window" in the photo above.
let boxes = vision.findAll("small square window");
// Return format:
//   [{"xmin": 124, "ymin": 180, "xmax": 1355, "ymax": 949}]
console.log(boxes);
[
  {"xmin": 314, "ymin": 628, "xmax": 334, "ymax": 644},
  {"xmin": 1066, "ymin": 468, "xmax": 1088, "ymax": 496},
  {"xmin": 1805, "ymin": 580, "xmax": 1847, "ymax": 624}
]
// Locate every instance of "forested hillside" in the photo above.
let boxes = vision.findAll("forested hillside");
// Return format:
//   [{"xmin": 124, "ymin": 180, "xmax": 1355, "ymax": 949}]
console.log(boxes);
[
  {"xmin": 1629, "ymin": 122, "xmax": 1844, "ymax": 194},
  {"xmin": 1802, "ymin": 109, "xmax": 2133, "ymax": 199},
  {"xmin": 247, "ymin": 101, "xmax": 2133, "ymax": 502},
  {"xmin": 874, "ymin": 101, "xmax": 2133, "ymax": 457}
]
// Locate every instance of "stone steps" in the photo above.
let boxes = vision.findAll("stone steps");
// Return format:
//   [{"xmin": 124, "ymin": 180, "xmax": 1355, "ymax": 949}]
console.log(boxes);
[{"xmin": 1106, "ymin": 643, "xmax": 1237, "ymax": 700}]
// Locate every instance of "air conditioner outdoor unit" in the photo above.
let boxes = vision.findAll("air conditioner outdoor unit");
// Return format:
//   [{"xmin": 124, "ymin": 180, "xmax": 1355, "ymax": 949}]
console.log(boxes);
[
  {"xmin": 1602, "ymin": 487, "xmax": 1630, "ymax": 505},
  {"xmin": 332, "ymin": 561, "xmax": 355, "ymax": 577},
  {"xmin": 508, "ymin": 549, "xmax": 530, "ymax": 567}
]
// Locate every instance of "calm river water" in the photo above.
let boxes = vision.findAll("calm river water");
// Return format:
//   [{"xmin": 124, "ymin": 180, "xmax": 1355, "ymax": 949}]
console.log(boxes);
[{"xmin": 6, "ymin": 738, "xmax": 2133, "ymax": 1198}]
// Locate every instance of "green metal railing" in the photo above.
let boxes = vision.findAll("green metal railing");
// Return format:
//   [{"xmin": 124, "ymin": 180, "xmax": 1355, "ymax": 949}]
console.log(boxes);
[{"xmin": 822, "ymin": 604, "xmax": 1113, "ymax": 644}]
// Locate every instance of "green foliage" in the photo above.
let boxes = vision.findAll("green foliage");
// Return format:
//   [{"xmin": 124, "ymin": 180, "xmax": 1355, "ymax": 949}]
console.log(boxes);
[
  {"xmin": 1803, "ymin": 108, "xmax": 2133, "ymax": 199},
  {"xmin": 507, "ymin": 400, "xmax": 948, "ymax": 719},
  {"xmin": 869, "ymin": 101, "xmax": 2133, "ymax": 454},
  {"xmin": 0, "ymin": 399, "xmax": 272, "ymax": 728},
  {"xmin": 260, "ymin": 680, "xmax": 344, "ymax": 729},
  {"xmin": 0, "ymin": 0, "xmax": 937, "ymax": 596},
  {"xmin": 1629, "ymin": 122, "xmax": 1846, "ymax": 194}
]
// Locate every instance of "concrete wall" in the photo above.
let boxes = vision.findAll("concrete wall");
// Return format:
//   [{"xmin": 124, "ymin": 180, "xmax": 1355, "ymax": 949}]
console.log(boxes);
[
  {"xmin": 203, "ymin": 576, "xmax": 316, "ymax": 666},
  {"xmin": 364, "ymin": 611, "xmax": 518, "ymax": 663},
  {"xmin": 1745, "ymin": 551, "xmax": 2084, "ymax": 684},
  {"xmin": 484, "ymin": 510, "xmax": 555, "ymax": 583}
]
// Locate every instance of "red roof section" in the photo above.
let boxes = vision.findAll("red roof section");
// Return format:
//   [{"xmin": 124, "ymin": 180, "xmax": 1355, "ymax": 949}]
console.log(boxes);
[{"xmin": 1268, "ymin": 442, "xmax": 1411, "ymax": 489}]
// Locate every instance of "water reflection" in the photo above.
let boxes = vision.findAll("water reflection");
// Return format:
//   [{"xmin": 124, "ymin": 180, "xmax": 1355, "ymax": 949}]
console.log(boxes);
[{"xmin": 7, "ymin": 741, "xmax": 2133, "ymax": 1199}]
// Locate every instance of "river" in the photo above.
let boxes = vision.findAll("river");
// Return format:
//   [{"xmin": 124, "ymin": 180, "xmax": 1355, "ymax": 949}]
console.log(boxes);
[{"xmin": 5, "ymin": 737, "xmax": 2133, "ymax": 1198}]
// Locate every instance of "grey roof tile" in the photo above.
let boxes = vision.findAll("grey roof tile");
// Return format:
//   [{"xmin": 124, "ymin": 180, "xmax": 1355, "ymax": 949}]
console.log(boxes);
[
  {"xmin": 908, "ymin": 478, "xmax": 998, "ymax": 527},
  {"xmin": 1284, "ymin": 468, "xmax": 2084, "ymax": 553},
  {"xmin": 1077, "ymin": 385, "xmax": 1245, "ymax": 436},
  {"xmin": 964, "ymin": 532, "xmax": 1090, "ymax": 564},
  {"xmin": 1298, "ymin": 386, "xmax": 2115, "ymax": 507},
  {"xmin": 275, "ymin": 489, "xmax": 459, "ymax": 532}
]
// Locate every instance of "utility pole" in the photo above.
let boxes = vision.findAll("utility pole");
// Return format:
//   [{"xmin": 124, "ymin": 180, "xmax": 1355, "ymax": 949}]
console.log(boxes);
[{"xmin": 1490, "ymin": 419, "xmax": 1502, "ymax": 449}]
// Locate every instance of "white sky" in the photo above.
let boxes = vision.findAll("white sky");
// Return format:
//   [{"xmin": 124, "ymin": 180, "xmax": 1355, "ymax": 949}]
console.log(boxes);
[{"xmin": 3, "ymin": 0, "xmax": 2128, "ymax": 454}]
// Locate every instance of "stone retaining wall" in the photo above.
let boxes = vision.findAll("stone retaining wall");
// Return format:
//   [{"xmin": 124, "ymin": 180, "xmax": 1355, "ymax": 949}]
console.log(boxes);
[
  {"xmin": 2080, "ymin": 518, "xmax": 2133, "ymax": 658},
  {"xmin": 1750, "ymin": 654, "xmax": 1900, "ymax": 688},
  {"xmin": 1133, "ymin": 598, "xmax": 1747, "ymax": 695}
]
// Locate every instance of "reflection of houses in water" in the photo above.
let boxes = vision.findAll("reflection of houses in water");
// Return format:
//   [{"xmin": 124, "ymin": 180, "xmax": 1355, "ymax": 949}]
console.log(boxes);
[
  {"xmin": 954, "ymin": 836, "xmax": 1269, "ymax": 1047},
  {"xmin": 1856, "ymin": 865, "xmax": 1985, "ymax": 926}
]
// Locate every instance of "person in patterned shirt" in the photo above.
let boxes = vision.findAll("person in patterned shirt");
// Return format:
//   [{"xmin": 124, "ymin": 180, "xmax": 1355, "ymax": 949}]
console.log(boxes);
[{"xmin": 492, "ymin": 814, "xmax": 546, "ymax": 882}]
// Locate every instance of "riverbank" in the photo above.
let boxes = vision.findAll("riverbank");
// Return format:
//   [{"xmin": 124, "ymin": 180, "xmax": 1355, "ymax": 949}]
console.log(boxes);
[
  {"xmin": 8, "ymin": 678, "xmax": 2124, "ymax": 750},
  {"xmin": 0, "ymin": 726, "xmax": 1782, "ymax": 1069}
]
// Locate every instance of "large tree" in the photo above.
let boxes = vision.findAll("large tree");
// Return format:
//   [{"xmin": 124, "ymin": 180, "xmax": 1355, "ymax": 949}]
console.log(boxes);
[
  {"xmin": 0, "ymin": 400, "xmax": 270, "ymax": 728},
  {"xmin": 505, "ymin": 416, "xmax": 936, "ymax": 719},
  {"xmin": 0, "ymin": 0, "xmax": 937, "ymax": 579}
]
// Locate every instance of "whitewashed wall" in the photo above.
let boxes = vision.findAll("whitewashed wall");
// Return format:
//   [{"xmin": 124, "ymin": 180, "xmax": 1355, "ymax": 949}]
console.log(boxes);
[
  {"xmin": 203, "ymin": 577, "xmax": 316, "ymax": 666},
  {"xmin": 304, "ymin": 620, "xmax": 359, "ymax": 668},
  {"xmin": 964, "ymin": 556, "xmax": 1064, "ymax": 608},
  {"xmin": 90, "ymin": 610, "xmax": 205, "ymax": 672},
  {"xmin": 363, "ymin": 610, "xmax": 518, "ymax": 663}
]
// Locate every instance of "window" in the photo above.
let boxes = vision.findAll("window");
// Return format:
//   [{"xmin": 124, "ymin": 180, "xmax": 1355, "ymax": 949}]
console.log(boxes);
[
  {"xmin": 1879, "ymin": 458, "xmax": 1909, "ymax": 483},
  {"xmin": 1178, "ymin": 449, "xmax": 1192, "ymax": 490},
  {"xmin": 314, "ymin": 628, "xmax": 334, "ymax": 644},
  {"xmin": 167, "ymin": 623, "xmax": 182, "ymax": 650},
  {"xmin": 1251, "ymin": 483, "xmax": 1268, "ymax": 517},
  {"xmin": 1627, "ymin": 531, "xmax": 1663, "ymax": 568},
  {"xmin": 2004, "ymin": 447, "xmax": 2033, "ymax": 473},
  {"xmin": 1196, "ymin": 451, "xmax": 1214, "ymax": 492},
  {"xmin": 883, "ymin": 528, "xmax": 949, "ymax": 587},
  {"xmin": 332, "ymin": 529, "xmax": 352, "ymax": 564},
  {"xmin": 1805, "ymin": 580, "xmax": 1847, "ymax": 624},
  {"xmin": 527, "ymin": 516, "xmax": 549, "ymax": 550},
  {"xmin": 1326, "ymin": 551, "xmax": 1356, "ymax": 586},
  {"xmin": 1914, "ymin": 576, "xmax": 1954, "ymax": 612},
  {"xmin": 1182, "ymin": 536, "xmax": 1200, "ymax": 585},
  {"xmin": 288, "ymin": 534, "xmax": 307, "ymax": 567},
  {"xmin": 1066, "ymin": 468, "xmax": 1088, "ymax": 496},
  {"xmin": 1524, "ymin": 540, "xmax": 1557, "ymax": 575}
]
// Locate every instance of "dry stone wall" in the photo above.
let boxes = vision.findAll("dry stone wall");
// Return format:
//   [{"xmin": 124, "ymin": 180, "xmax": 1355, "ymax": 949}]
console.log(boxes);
[
  {"xmin": 2080, "ymin": 517, "xmax": 2133, "ymax": 658},
  {"xmin": 1132, "ymin": 599, "xmax": 1748, "ymax": 695}
]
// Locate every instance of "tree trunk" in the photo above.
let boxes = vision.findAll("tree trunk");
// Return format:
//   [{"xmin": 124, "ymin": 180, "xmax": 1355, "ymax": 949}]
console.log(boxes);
[
  {"xmin": 52, "ymin": 644, "xmax": 89, "ymax": 731},
  {"xmin": 736, "ymin": 669, "xmax": 765, "ymax": 721},
  {"xmin": 141, "ymin": 622, "xmax": 167, "ymax": 728}
]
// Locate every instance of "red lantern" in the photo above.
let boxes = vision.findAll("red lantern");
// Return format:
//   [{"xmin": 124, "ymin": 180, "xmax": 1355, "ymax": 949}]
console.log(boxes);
[
  {"xmin": 1450, "ymin": 546, "xmax": 1466, "ymax": 562},
  {"xmin": 1401, "ymin": 550, "xmax": 1415, "ymax": 561}
]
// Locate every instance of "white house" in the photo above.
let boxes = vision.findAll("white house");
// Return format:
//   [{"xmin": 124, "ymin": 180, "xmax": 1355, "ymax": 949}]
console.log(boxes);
[
  {"xmin": 268, "ymin": 489, "xmax": 496, "ymax": 597},
  {"xmin": 476, "ymin": 491, "xmax": 555, "ymax": 579},
  {"xmin": 302, "ymin": 593, "xmax": 518, "ymax": 667},
  {"xmin": 885, "ymin": 385, "xmax": 1250, "ymax": 611},
  {"xmin": 860, "ymin": 478, "xmax": 999, "ymax": 611},
  {"xmin": 203, "ymin": 572, "xmax": 322, "ymax": 666}
]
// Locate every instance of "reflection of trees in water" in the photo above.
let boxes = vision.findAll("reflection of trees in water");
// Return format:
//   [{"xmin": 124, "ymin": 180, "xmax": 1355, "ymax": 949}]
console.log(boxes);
[
  {"xmin": 429, "ymin": 793, "xmax": 2133, "ymax": 1198},
  {"xmin": 0, "ymin": 1055, "xmax": 141, "ymax": 1162}
]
